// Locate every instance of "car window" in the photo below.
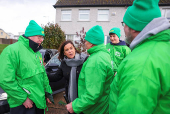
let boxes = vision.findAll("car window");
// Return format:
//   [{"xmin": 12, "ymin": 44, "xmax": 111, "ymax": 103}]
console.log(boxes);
[{"xmin": 47, "ymin": 53, "xmax": 61, "ymax": 66}]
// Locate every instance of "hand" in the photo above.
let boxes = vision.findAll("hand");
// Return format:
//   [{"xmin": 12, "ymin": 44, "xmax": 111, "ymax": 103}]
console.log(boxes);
[
  {"xmin": 46, "ymin": 98, "xmax": 52, "ymax": 104},
  {"xmin": 66, "ymin": 102, "xmax": 74, "ymax": 113},
  {"xmin": 114, "ymin": 72, "xmax": 117, "ymax": 76},
  {"xmin": 23, "ymin": 97, "xmax": 33, "ymax": 109}
]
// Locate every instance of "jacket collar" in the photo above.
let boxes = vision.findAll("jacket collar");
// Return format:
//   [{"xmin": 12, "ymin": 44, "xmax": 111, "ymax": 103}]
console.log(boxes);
[
  {"xmin": 130, "ymin": 17, "xmax": 170, "ymax": 50},
  {"xmin": 87, "ymin": 44, "xmax": 107, "ymax": 55},
  {"xmin": 110, "ymin": 40, "xmax": 126, "ymax": 46},
  {"xmin": 18, "ymin": 35, "xmax": 43, "ymax": 52}
]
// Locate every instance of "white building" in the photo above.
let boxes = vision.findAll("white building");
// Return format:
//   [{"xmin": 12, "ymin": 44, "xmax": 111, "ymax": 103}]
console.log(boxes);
[
  {"xmin": 7, "ymin": 33, "xmax": 15, "ymax": 39},
  {"xmin": 53, "ymin": 0, "xmax": 170, "ymax": 44}
]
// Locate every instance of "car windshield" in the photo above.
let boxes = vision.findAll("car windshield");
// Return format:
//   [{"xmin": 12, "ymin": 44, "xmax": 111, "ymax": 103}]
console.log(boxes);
[{"xmin": 46, "ymin": 53, "xmax": 61, "ymax": 66}]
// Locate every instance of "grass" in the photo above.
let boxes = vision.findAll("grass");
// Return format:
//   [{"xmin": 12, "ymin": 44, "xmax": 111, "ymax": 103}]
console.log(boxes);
[{"xmin": 0, "ymin": 44, "xmax": 9, "ymax": 54}]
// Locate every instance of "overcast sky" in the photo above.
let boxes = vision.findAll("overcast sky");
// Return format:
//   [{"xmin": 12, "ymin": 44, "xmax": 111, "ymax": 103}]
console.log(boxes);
[{"xmin": 0, "ymin": 0, "xmax": 57, "ymax": 35}]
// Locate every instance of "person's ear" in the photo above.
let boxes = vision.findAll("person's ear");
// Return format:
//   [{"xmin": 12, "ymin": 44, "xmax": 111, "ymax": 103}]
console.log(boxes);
[
  {"xmin": 131, "ymin": 29, "xmax": 136, "ymax": 33},
  {"xmin": 131, "ymin": 29, "xmax": 140, "ymax": 40},
  {"xmin": 91, "ymin": 44, "xmax": 96, "ymax": 47}
]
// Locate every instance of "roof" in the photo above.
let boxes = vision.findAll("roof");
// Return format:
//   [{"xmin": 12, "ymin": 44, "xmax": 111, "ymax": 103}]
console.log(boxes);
[
  {"xmin": 54, "ymin": 0, "xmax": 170, "ymax": 8},
  {"xmin": 0, "ymin": 28, "xmax": 4, "ymax": 31}
]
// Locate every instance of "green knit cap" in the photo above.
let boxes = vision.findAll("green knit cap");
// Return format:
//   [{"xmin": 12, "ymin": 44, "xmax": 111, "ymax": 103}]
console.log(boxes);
[
  {"xmin": 25, "ymin": 20, "xmax": 45, "ymax": 37},
  {"xmin": 109, "ymin": 27, "xmax": 121, "ymax": 39},
  {"xmin": 85, "ymin": 25, "xmax": 104, "ymax": 45},
  {"xmin": 123, "ymin": 0, "xmax": 161, "ymax": 31}
]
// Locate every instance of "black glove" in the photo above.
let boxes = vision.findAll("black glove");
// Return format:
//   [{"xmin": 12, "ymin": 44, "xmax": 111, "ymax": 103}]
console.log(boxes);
[{"xmin": 45, "ymin": 92, "xmax": 55, "ymax": 105}]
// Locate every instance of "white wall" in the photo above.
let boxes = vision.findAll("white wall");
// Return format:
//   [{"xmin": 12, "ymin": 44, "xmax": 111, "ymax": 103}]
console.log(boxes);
[
  {"xmin": 55, "ymin": 7, "xmax": 127, "ymax": 40},
  {"xmin": 55, "ymin": 6, "xmax": 170, "ymax": 42}
]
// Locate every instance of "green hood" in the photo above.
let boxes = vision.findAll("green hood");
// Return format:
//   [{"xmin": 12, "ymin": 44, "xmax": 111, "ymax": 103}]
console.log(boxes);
[
  {"xmin": 130, "ymin": 17, "xmax": 170, "ymax": 50},
  {"xmin": 87, "ymin": 44, "xmax": 108, "ymax": 55}
]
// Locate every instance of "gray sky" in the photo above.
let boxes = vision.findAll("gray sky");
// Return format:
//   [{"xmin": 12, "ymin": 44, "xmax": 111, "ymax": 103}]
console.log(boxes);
[{"xmin": 0, "ymin": 0, "xmax": 57, "ymax": 35}]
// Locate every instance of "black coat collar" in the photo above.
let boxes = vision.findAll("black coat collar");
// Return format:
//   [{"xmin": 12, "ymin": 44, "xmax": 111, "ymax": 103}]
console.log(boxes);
[{"xmin": 23, "ymin": 35, "xmax": 43, "ymax": 52}]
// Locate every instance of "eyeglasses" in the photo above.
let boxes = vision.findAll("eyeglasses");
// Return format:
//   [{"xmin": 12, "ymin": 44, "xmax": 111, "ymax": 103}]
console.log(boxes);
[
  {"xmin": 37, "ymin": 35, "xmax": 44, "ymax": 40},
  {"xmin": 121, "ymin": 22, "xmax": 125, "ymax": 27}
]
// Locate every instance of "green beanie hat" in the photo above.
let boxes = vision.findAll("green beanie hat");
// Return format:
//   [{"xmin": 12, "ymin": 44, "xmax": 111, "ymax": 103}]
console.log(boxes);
[
  {"xmin": 85, "ymin": 25, "xmax": 104, "ymax": 45},
  {"xmin": 109, "ymin": 27, "xmax": 121, "ymax": 39},
  {"xmin": 123, "ymin": 0, "xmax": 161, "ymax": 31},
  {"xmin": 25, "ymin": 20, "xmax": 45, "ymax": 37}
]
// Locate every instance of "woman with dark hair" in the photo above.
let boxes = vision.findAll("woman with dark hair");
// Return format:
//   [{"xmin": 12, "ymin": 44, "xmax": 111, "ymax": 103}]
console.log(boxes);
[
  {"xmin": 58, "ymin": 40, "xmax": 80, "ymax": 61},
  {"xmin": 48, "ymin": 40, "xmax": 88, "ymax": 113}
]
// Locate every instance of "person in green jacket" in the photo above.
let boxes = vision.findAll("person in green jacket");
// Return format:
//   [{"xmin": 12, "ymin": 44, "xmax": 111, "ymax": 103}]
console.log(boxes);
[
  {"xmin": 109, "ymin": 0, "xmax": 170, "ymax": 114},
  {"xmin": 106, "ymin": 27, "xmax": 131, "ymax": 75},
  {"xmin": 0, "ymin": 20, "xmax": 53, "ymax": 114},
  {"xmin": 66, "ymin": 25, "xmax": 114, "ymax": 114}
]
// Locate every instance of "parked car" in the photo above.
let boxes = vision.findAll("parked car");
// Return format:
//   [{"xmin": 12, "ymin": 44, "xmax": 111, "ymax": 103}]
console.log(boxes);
[
  {"xmin": 39, "ymin": 49, "xmax": 58, "ymax": 65},
  {"xmin": 0, "ymin": 87, "xmax": 9, "ymax": 114},
  {"xmin": 40, "ymin": 49, "xmax": 65, "ymax": 94},
  {"xmin": 45, "ymin": 53, "xmax": 65, "ymax": 94}
]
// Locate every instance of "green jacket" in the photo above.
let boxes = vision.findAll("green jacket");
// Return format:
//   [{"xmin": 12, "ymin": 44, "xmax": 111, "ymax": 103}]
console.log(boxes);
[
  {"xmin": 109, "ymin": 29, "xmax": 170, "ymax": 114},
  {"xmin": 0, "ymin": 35, "xmax": 52, "ymax": 109},
  {"xmin": 106, "ymin": 41, "xmax": 131, "ymax": 73},
  {"xmin": 72, "ymin": 44, "xmax": 114, "ymax": 114}
]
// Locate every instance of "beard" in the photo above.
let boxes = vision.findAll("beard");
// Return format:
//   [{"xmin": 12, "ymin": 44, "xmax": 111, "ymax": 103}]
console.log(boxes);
[
  {"xmin": 125, "ymin": 35, "xmax": 132, "ymax": 45},
  {"xmin": 125, "ymin": 29, "xmax": 133, "ymax": 45}
]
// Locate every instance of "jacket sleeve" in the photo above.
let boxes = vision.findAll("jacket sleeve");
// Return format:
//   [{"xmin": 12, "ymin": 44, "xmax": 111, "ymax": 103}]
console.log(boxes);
[
  {"xmin": 112, "ymin": 67, "xmax": 160, "ymax": 114},
  {"xmin": 43, "ymin": 71, "xmax": 53, "ymax": 94},
  {"xmin": 72, "ymin": 57, "xmax": 107, "ymax": 113},
  {"xmin": 47, "ymin": 62, "xmax": 64, "ymax": 82},
  {"xmin": 124, "ymin": 47, "xmax": 131, "ymax": 57},
  {"xmin": 0, "ymin": 47, "xmax": 27, "ymax": 105}
]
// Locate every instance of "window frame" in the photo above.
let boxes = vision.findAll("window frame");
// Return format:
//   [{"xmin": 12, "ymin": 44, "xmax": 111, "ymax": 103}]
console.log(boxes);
[
  {"xmin": 97, "ymin": 9, "xmax": 109, "ymax": 21},
  {"xmin": 65, "ymin": 34, "xmax": 81, "ymax": 47},
  {"xmin": 79, "ymin": 9, "xmax": 90, "ymax": 21},
  {"xmin": 61, "ymin": 9, "xmax": 72, "ymax": 21},
  {"xmin": 162, "ymin": 8, "xmax": 170, "ymax": 20}
]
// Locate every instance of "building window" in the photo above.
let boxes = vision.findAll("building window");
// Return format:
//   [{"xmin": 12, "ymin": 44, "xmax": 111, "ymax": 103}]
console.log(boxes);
[
  {"xmin": 162, "ymin": 8, "xmax": 170, "ymax": 20},
  {"xmin": 79, "ymin": 9, "xmax": 90, "ymax": 21},
  {"xmin": 1, "ymin": 32, "xmax": 3, "ymax": 36},
  {"xmin": 66, "ymin": 35, "xmax": 74, "ymax": 41},
  {"xmin": 66, "ymin": 35, "xmax": 81, "ymax": 47},
  {"xmin": 61, "ymin": 10, "xmax": 71, "ymax": 21},
  {"xmin": 97, "ymin": 9, "xmax": 109, "ymax": 21}
]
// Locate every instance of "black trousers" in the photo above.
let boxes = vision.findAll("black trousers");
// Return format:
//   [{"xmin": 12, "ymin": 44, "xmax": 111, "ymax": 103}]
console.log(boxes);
[{"xmin": 10, "ymin": 104, "xmax": 44, "ymax": 114}]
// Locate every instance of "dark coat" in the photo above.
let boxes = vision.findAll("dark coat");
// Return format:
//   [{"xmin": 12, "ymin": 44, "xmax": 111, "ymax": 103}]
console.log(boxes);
[{"xmin": 48, "ymin": 56, "xmax": 88, "ymax": 96}]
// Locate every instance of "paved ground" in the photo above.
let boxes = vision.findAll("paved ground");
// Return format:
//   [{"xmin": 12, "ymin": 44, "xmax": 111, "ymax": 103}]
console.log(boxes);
[{"xmin": 45, "ymin": 91, "xmax": 68, "ymax": 114}]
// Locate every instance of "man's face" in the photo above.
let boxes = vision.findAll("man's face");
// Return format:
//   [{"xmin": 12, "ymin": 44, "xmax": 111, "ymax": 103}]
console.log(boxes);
[
  {"xmin": 124, "ymin": 24, "xmax": 133, "ymax": 45},
  {"xmin": 85, "ymin": 40, "xmax": 92, "ymax": 50},
  {"xmin": 28, "ymin": 35, "xmax": 44, "ymax": 45},
  {"xmin": 110, "ymin": 34, "xmax": 119, "ymax": 44}
]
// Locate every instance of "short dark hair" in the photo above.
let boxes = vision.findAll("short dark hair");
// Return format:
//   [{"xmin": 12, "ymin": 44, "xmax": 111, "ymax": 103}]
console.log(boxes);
[
  {"xmin": 109, "ymin": 33, "xmax": 116, "ymax": 36},
  {"xmin": 58, "ymin": 40, "xmax": 80, "ymax": 61}
]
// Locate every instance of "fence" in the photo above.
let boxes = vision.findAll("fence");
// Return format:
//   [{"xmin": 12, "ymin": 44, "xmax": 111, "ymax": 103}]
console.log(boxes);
[{"xmin": 0, "ymin": 38, "xmax": 18, "ymax": 44}]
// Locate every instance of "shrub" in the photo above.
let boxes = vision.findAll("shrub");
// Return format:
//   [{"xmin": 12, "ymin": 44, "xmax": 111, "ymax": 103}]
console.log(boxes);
[{"xmin": 42, "ymin": 22, "xmax": 65, "ymax": 50}]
